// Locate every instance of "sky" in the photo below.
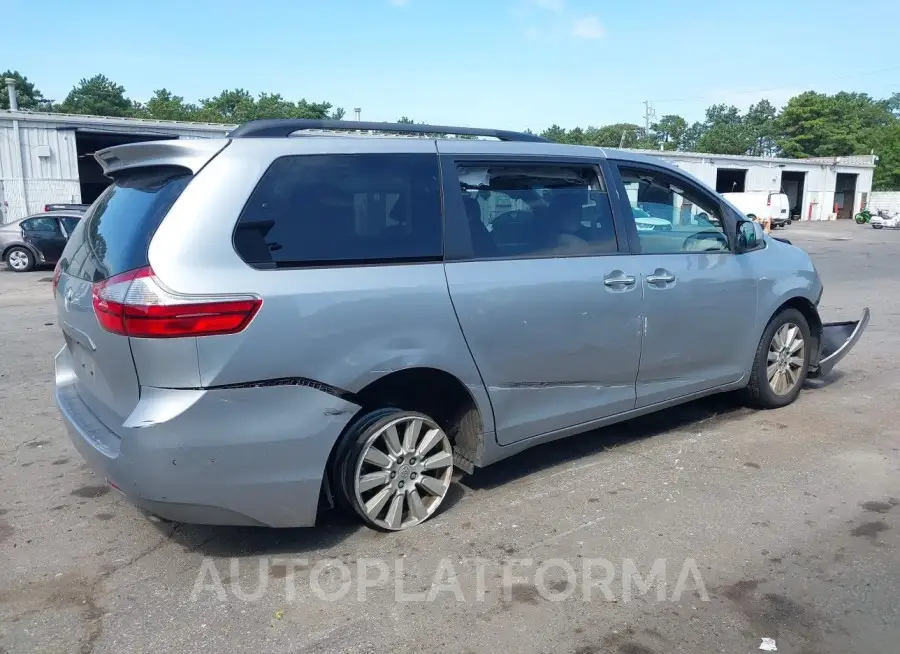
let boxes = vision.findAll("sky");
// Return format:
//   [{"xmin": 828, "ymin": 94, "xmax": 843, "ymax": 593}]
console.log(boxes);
[{"xmin": 5, "ymin": 0, "xmax": 900, "ymax": 132}]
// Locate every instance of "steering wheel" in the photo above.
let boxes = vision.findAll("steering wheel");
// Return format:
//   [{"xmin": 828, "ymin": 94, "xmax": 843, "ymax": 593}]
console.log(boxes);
[{"xmin": 682, "ymin": 230, "xmax": 729, "ymax": 252}]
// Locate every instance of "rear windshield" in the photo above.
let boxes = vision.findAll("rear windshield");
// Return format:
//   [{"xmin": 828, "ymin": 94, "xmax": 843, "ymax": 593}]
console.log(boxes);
[{"xmin": 60, "ymin": 166, "xmax": 192, "ymax": 282}]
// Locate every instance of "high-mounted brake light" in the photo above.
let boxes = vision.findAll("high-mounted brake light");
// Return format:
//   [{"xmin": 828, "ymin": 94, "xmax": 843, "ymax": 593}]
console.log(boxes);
[{"xmin": 91, "ymin": 267, "xmax": 261, "ymax": 338}]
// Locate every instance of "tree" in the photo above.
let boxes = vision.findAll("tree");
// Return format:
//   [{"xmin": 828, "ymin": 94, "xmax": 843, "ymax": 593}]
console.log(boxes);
[
  {"xmin": 292, "ymin": 98, "xmax": 333, "ymax": 120},
  {"xmin": 744, "ymin": 99, "xmax": 778, "ymax": 156},
  {"xmin": 195, "ymin": 89, "xmax": 259, "ymax": 123},
  {"xmin": 696, "ymin": 104, "xmax": 751, "ymax": 155},
  {"xmin": 871, "ymin": 124, "xmax": 900, "ymax": 190},
  {"xmin": 651, "ymin": 114, "xmax": 688, "ymax": 151},
  {"xmin": 0, "ymin": 70, "xmax": 46, "ymax": 110},
  {"xmin": 777, "ymin": 91, "xmax": 894, "ymax": 158},
  {"xmin": 887, "ymin": 93, "xmax": 900, "ymax": 118},
  {"xmin": 142, "ymin": 88, "xmax": 198, "ymax": 121},
  {"xmin": 60, "ymin": 74, "xmax": 133, "ymax": 117},
  {"xmin": 681, "ymin": 121, "xmax": 705, "ymax": 152},
  {"xmin": 191, "ymin": 89, "xmax": 333, "ymax": 124},
  {"xmin": 593, "ymin": 123, "xmax": 655, "ymax": 149},
  {"xmin": 540, "ymin": 124, "xmax": 568, "ymax": 143}
]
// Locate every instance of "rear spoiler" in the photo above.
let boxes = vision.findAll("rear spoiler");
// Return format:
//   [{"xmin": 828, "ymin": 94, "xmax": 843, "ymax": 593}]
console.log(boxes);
[
  {"xmin": 808, "ymin": 307, "xmax": 870, "ymax": 379},
  {"xmin": 94, "ymin": 139, "xmax": 230, "ymax": 177}
]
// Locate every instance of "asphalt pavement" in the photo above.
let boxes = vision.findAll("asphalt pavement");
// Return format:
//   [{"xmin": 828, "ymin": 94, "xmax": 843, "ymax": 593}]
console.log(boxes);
[{"xmin": 1, "ymin": 220, "xmax": 898, "ymax": 653}]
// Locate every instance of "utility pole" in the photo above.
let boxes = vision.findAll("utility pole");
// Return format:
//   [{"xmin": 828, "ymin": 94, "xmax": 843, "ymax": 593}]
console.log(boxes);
[{"xmin": 643, "ymin": 100, "xmax": 656, "ymax": 132}]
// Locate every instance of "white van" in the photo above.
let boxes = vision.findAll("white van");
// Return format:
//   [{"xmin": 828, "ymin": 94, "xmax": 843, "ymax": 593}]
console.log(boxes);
[{"xmin": 723, "ymin": 191, "xmax": 791, "ymax": 228}]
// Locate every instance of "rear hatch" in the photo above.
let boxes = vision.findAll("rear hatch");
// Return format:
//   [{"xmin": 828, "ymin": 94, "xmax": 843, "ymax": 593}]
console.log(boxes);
[{"xmin": 54, "ymin": 166, "xmax": 194, "ymax": 428}]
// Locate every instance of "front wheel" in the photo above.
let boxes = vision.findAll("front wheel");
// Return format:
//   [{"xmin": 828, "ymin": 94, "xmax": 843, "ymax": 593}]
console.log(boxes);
[
  {"xmin": 335, "ymin": 409, "xmax": 454, "ymax": 531},
  {"xmin": 873, "ymin": 224, "xmax": 883, "ymax": 229},
  {"xmin": 745, "ymin": 308, "xmax": 811, "ymax": 409}
]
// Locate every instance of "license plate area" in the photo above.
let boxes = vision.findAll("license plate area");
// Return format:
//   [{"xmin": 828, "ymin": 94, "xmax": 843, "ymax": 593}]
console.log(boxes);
[{"xmin": 66, "ymin": 333, "xmax": 97, "ymax": 382}]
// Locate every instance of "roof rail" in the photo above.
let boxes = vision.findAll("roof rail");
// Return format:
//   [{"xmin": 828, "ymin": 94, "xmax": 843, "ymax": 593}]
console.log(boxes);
[{"xmin": 227, "ymin": 119, "xmax": 548, "ymax": 142}]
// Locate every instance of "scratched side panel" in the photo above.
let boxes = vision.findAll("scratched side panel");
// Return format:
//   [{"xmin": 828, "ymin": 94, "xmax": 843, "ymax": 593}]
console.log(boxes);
[
  {"xmin": 193, "ymin": 263, "xmax": 495, "ymax": 434},
  {"xmin": 445, "ymin": 257, "xmax": 643, "ymax": 446}
]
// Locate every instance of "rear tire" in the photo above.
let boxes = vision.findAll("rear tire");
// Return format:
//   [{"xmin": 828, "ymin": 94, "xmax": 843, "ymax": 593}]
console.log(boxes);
[
  {"xmin": 5, "ymin": 246, "xmax": 34, "ymax": 273},
  {"xmin": 335, "ymin": 408, "xmax": 454, "ymax": 531},
  {"xmin": 745, "ymin": 308, "xmax": 811, "ymax": 409}
]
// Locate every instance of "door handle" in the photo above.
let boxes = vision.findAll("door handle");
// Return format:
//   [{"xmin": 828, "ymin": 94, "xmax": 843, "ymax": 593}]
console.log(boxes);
[
  {"xmin": 646, "ymin": 271, "xmax": 676, "ymax": 285},
  {"xmin": 603, "ymin": 274, "xmax": 636, "ymax": 287}
]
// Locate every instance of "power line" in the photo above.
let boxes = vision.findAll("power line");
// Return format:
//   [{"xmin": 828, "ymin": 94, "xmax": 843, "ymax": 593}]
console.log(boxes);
[{"xmin": 650, "ymin": 65, "xmax": 900, "ymax": 105}]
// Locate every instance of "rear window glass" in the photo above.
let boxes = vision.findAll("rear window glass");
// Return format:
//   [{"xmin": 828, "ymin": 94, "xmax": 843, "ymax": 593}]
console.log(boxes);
[
  {"xmin": 60, "ymin": 166, "xmax": 192, "ymax": 282},
  {"xmin": 233, "ymin": 154, "xmax": 443, "ymax": 268}
]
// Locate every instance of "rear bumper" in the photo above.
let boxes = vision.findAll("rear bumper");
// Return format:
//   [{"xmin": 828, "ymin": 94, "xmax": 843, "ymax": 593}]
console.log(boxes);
[
  {"xmin": 808, "ymin": 307, "xmax": 870, "ymax": 379},
  {"xmin": 54, "ymin": 347, "xmax": 359, "ymax": 527}
]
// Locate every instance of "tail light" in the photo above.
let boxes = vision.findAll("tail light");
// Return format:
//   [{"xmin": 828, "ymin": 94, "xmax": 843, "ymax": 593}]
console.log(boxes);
[
  {"xmin": 91, "ymin": 267, "xmax": 262, "ymax": 338},
  {"xmin": 52, "ymin": 262, "xmax": 61, "ymax": 296}
]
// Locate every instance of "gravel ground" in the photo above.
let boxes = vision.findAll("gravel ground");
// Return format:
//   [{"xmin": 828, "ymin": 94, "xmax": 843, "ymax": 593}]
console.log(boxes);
[{"xmin": 1, "ymin": 220, "xmax": 898, "ymax": 654}]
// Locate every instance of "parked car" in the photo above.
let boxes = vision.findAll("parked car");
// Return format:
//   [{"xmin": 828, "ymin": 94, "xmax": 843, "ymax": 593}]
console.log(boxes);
[
  {"xmin": 43, "ymin": 203, "xmax": 91, "ymax": 213},
  {"xmin": 1, "ymin": 211, "xmax": 83, "ymax": 272},
  {"xmin": 632, "ymin": 206, "xmax": 672, "ymax": 232},
  {"xmin": 52, "ymin": 119, "xmax": 869, "ymax": 531},
  {"xmin": 723, "ymin": 191, "xmax": 791, "ymax": 228}
]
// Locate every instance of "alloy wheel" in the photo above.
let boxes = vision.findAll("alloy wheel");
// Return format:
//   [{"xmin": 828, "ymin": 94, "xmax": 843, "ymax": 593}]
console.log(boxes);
[
  {"xmin": 8, "ymin": 250, "xmax": 30, "ymax": 271},
  {"xmin": 766, "ymin": 322, "xmax": 805, "ymax": 396},
  {"xmin": 353, "ymin": 415, "xmax": 453, "ymax": 531}
]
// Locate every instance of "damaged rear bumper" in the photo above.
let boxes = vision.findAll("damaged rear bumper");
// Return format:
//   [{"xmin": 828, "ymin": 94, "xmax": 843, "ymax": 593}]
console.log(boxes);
[{"xmin": 808, "ymin": 307, "xmax": 870, "ymax": 379}]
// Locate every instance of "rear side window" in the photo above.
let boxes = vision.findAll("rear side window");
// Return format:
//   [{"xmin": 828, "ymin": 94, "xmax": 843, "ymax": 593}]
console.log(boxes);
[
  {"xmin": 60, "ymin": 166, "xmax": 192, "ymax": 282},
  {"xmin": 22, "ymin": 217, "xmax": 61, "ymax": 233},
  {"xmin": 233, "ymin": 154, "xmax": 443, "ymax": 269}
]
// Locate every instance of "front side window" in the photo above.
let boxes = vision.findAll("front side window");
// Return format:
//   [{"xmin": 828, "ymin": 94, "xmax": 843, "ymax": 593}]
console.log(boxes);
[
  {"xmin": 60, "ymin": 215, "xmax": 81, "ymax": 235},
  {"xmin": 453, "ymin": 163, "xmax": 617, "ymax": 259},
  {"xmin": 234, "ymin": 154, "xmax": 443, "ymax": 268},
  {"xmin": 618, "ymin": 166, "xmax": 729, "ymax": 254}
]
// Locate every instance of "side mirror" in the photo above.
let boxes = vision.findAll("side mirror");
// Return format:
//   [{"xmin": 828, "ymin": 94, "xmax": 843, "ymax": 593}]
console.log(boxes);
[{"xmin": 736, "ymin": 219, "xmax": 765, "ymax": 253}]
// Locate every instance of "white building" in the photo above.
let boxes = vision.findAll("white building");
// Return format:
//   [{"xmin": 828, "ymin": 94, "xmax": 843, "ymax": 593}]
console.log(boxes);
[
  {"xmin": 1, "ymin": 111, "xmax": 232, "ymax": 222},
  {"xmin": 1, "ymin": 110, "xmax": 877, "ymax": 223},
  {"xmin": 640, "ymin": 149, "xmax": 877, "ymax": 222}
]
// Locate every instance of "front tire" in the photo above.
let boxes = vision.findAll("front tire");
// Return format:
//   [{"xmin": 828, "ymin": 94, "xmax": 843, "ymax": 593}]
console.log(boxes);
[
  {"xmin": 5, "ymin": 246, "xmax": 35, "ymax": 272},
  {"xmin": 745, "ymin": 308, "xmax": 811, "ymax": 409},
  {"xmin": 335, "ymin": 409, "xmax": 454, "ymax": 531}
]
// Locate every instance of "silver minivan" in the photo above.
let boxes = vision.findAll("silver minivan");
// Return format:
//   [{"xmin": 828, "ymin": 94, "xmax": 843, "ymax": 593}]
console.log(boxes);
[{"xmin": 52, "ymin": 120, "xmax": 868, "ymax": 531}]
